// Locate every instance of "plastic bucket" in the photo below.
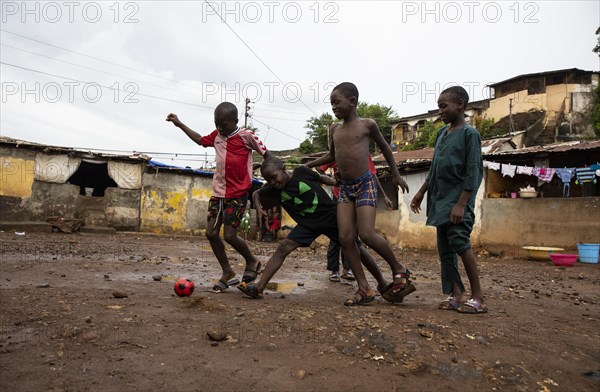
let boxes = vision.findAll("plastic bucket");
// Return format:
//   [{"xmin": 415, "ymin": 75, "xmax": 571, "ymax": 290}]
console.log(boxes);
[{"xmin": 577, "ymin": 243, "xmax": 600, "ymax": 264}]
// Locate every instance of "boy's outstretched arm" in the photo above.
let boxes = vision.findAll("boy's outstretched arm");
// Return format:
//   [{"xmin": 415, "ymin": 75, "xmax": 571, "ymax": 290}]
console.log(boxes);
[
  {"xmin": 316, "ymin": 172, "xmax": 338, "ymax": 187},
  {"xmin": 306, "ymin": 152, "xmax": 333, "ymax": 168},
  {"xmin": 368, "ymin": 120, "xmax": 409, "ymax": 193},
  {"xmin": 166, "ymin": 113, "xmax": 204, "ymax": 146}
]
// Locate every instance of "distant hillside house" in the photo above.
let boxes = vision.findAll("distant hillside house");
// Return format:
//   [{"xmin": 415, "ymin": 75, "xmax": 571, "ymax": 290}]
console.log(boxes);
[
  {"xmin": 391, "ymin": 68, "xmax": 599, "ymax": 148},
  {"xmin": 390, "ymin": 99, "xmax": 489, "ymax": 148},
  {"xmin": 485, "ymin": 68, "xmax": 599, "ymax": 145}
]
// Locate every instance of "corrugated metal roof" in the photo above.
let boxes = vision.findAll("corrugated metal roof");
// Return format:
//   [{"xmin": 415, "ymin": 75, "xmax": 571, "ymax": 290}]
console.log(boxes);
[
  {"xmin": 0, "ymin": 136, "xmax": 150, "ymax": 162},
  {"xmin": 484, "ymin": 140, "xmax": 600, "ymax": 157},
  {"xmin": 374, "ymin": 134, "xmax": 519, "ymax": 165},
  {"xmin": 486, "ymin": 68, "xmax": 597, "ymax": 87},
  {"xmin": 373, "ymin": 148, "xmax": 435, "ymax": 165},
  {"xmin": 481, "ymin": 137, "xmax": 514, "ymax": 154}
]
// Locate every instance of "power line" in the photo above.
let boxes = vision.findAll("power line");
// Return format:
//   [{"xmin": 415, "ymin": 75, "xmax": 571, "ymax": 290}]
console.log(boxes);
[
  {"xmin": 1, "ymin": 43, "xmax": 210, "ymax": 102},
  {"xmin": 248, "ymin": 105, "xmax": 312, "ymax": 116},
  {"xmin": 252, "ymin": 114, "xmax": 306, "ymax": 123},
  {"xmin": 202, "ymin": 0, "xmax": 317, "ymax": 117},
  {"xmin": 3, "ymin": 43, "xmax": 317, "ymax": 119},
  {"xmin": 1, "ymin": 28, "xmax": 193, "ymax": 87},
  {"xmin": 250, "ymin": 117, "xmax": 303, "ymax": 142},
  {"xmin": 253, "ymin": 101, "xmax": 314, "ymax": 114},
  {"xmin": 1, "ymin": 28, "xmax": 317, "ymax": 115},
  {"xmin": 1, "ymin": 61, "xmax": 215, "ymax": 109},
  {"xmin": 2, "ymin": 61, "xmax": 309, "ymax": 147}
]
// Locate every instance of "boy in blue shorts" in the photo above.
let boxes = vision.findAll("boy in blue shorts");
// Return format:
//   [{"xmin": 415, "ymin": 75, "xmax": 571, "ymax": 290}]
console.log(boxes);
[{"xmin": 410, "ymin": 86, "xmax": 487, "ymax": 314}]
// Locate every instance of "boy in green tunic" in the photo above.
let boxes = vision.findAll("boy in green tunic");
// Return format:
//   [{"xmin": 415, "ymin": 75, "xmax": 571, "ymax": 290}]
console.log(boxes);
[{"xmin": 410, "ymin": 86, "xmax": 487, "ymax": 314}]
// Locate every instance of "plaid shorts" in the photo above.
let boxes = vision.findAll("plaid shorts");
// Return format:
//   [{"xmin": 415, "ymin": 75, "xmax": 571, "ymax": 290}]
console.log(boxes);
[
  {"xmin": 207, "ymin": 196, "xmax": 247, "ymax": 228},
  {"xmin": 338, "ymin": 171, "xmax": 378, "ymax": 208}
]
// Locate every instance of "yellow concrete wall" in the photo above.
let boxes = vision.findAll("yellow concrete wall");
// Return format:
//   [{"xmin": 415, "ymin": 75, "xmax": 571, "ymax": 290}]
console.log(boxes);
[
  {"xmin": 486, "ymin": 84, "xmax": 575, "ymax": 122},
  {"xmin": 141, "ymin": 189, "xmax": 188, "ymax": 233},
  {"xmin": 140, "ymin": 171, "xmax": 213, "ymax": 234},
  {"xmin": 0, "ymin": 157, "xmax": 35, "ymax": 197},
  {"xmin": 479, "ymin": 197, "xmax": 600, "ymax": 247}
]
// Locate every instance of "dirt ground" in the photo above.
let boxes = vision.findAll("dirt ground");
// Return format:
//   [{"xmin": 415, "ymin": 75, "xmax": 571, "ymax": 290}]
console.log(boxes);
[{"xmin": 0, "ymin": 231, "xmax": 599, "ymax": 392}]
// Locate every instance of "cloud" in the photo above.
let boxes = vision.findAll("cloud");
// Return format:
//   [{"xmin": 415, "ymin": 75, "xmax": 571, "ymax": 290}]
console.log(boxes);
[{"xmin": 1, "ymin": 0, "xmax": 598, "ymax": 167}]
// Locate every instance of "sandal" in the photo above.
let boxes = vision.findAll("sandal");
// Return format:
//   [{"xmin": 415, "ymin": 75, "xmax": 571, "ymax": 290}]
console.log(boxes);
[
  {"xmin": 212, "ymin": 279, "xmax": 230, "ymax": 293},
  {"xmin": 438, "ymin": 296, "xmax": 461, "ymax": 310},
  {"xmin": 378, "ymin": 283, "xmax": 403, "ymax": 304},
  {"xmin": 242, "ymin": 262, "xmax": 262, "ymax": 283},
  {"xmin": 329, "ymin": 271, "xmax": 341, "ymax": 282},
  {"xmin": 211, "ymin": 278, "xmax": 240, "ymax": 293},
  {"xmin": 341, "ymin": 269, "xmax": 355, "ymax": 281},
  {"xmin": 456, "ymin": 298, "xmax": 488, "ymax": 314},
  {"xmin": 344, "ymin": 289, "xmax": 375, "ymax": 306},
  {"xmin": 237, "ymin": 282, "xmax": 264, "ymax": 299},
  {"xmin": 390, "ymin": 269, "xmax": 416, "ymax": 300}
]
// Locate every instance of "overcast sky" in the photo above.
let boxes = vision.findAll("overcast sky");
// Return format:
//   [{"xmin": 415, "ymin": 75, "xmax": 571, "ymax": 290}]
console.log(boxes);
[{"xmin": 1, "ymin": 0, "xmax": 598, "ymax": 168}]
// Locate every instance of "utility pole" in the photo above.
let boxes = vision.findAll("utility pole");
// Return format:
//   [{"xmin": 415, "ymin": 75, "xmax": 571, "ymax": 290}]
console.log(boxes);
[
  {"xmin": 509, "ymin": 98, "xmax": 515, "ymax": 133},
  {"xmin": 244, "ymin": 98, "xmax": 251, "ymax": 128}
]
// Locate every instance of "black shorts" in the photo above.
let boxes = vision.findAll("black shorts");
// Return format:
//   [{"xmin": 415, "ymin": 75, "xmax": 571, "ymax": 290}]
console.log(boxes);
[{"xmin": 287, "ymin": 224, "xmax": 361, "ymax": 247}]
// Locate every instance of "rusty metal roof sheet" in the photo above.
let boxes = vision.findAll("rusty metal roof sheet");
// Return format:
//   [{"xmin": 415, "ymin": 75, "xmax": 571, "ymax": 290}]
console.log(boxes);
[
  {"xmin": 484, "ymin": 140, "xmax": 600, "ymax": 157},
  {"xmin": 0, "ymin": 136, "xmax": 150, "ymax": 161}
]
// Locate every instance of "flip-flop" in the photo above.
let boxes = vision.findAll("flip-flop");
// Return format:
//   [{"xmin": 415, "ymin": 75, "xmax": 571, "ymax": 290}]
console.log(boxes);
[
  {"xmin": 237, "ymin": 282, "xmax": 264, "ymax": 299},
  {"xmin": 456, "ymin": 298, "xmax": 488, "ymax": 314},
  {"xmin": 438, "ymin": 296, "xmax": 461, "ymax": 310},
  {"xmin": 344, "ymin": 289, "xmax": 375, "ymax": 306},
  {"xmin": 242, "ymin": 262, "xmax": 262, "ymax": 283}
]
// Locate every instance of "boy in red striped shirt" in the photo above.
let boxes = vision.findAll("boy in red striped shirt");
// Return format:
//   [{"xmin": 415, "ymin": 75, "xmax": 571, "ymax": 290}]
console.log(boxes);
[{"xmin": 167, "ymin": 102, "xmax": 270, "ymax": 292}]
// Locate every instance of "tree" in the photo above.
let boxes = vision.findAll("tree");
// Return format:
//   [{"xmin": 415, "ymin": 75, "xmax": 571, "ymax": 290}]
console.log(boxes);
[
  {"xmin": 304, "ymin": 112, "xmax": 335, "ymax": 151},
  {"xmin": 402, "ymin": 121, "xmax": 442, "ymax": 150},
  {"xmin": 300, "ymin": 103, "xmax": 397, "ymax": 153},
  {"xmin": 298, "ymin": 139, "xmax": 316, "ymax": 154},
  {"xmin": 478, "ymin": 118, "xmax": 497, "ymax": 139},
  {"xmin": 356, "ymin": 102, "xmax": 397, "ymax": 151}
]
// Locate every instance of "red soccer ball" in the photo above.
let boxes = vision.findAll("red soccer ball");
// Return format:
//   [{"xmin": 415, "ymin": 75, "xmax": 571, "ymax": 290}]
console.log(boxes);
[{"xmin": 174, "ymin": 278, "xmax": 195, "ymax": 297}]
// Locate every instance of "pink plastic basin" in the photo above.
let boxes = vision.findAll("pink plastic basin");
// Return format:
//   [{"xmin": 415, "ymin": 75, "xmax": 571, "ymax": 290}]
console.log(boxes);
[{"xmin": 550, "ymin": 253, "xmax": 578, "ymax": 267}]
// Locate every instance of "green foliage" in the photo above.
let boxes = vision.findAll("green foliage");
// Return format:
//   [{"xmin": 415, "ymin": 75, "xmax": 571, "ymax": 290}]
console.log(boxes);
[
  {"xmin": 591, "ymin": 84, "xmax": 600, "ymax": 137},
  {"xmin": 403, "ymin": 121, "xmax": 442, "ymax": 150},
  {"xmin": 356, "ymin": 103, "xmax": 397, "ymax": 151},
  {"xmin": 300, "ymin": 103, "xmax": 397, "ymax": 153},
  {"xmin": 478, "ymin": 118, "xmax": 497, "ymax": 139},
  {"xmin": 304, "ymin": 113, "xmax": 335, "ymax": 151},
  {"xmin": 298, "ymin": 139, "xmax": 316, "ymax": 154},
  {"xmin": 285, "ymin": 156, "xmax": 302, "ymax": 169}
]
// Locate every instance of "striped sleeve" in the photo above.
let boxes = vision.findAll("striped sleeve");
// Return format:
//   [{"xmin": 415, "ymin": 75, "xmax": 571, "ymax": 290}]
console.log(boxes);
[{"xmin": 241, "ymin": 129, "xmax": 268, "ymax": 156}]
